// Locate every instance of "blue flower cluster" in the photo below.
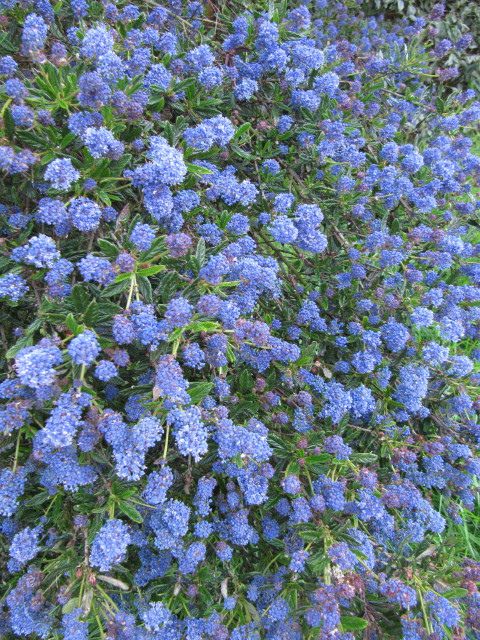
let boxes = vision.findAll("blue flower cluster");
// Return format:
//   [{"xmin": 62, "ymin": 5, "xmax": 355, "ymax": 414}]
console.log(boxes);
[{"xmin": 0, "ymin": 0, "xmax": 479, "ymax": 638}]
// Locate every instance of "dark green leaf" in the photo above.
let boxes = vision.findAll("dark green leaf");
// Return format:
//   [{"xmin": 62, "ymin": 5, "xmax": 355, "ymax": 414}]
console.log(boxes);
[
  {"xmin": 98, "ymin": 239, "xmax": 119, "ymax": 258},
  {"xmin": 4, "ymin": 107, "xmax": 15, "ymax": 141},
  {"xmin": 117, "ymin": 501, "xmax": 143, "ymax": 523},
  {"xmin": 188, "ymin": 381, "xmax": 213, "ymax": 404},
  {"xmin": 137, "ymin": 275, "xmax": 153, "ymax": 303},
  {"xmin": 71, "ymin": 285, "xmax": 91, "ymax": 312}
]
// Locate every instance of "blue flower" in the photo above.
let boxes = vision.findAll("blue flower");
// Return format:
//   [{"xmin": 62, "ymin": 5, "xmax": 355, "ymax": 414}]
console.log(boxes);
[
  {"xmin": 44, "ymin": 159, "xmax": 80, "ymax": 191},
  {"xmin": 68, "ymin": 197, "xmax": 102, "ymax": 232},
  {"xmin": 0, "ymin": 274, "xmax": 28, "ymax": 302},
  {"xmin": 15, "ymin": 341, "xmax": 62, "ymax": 389},
  {"xmin": 8, "ymin": 526, "xmax": 42, "ymax": 571},
  {"xmin": 90, "ymin": 519, "xmax": 131, "ymax": 571},
  {"xmin": 21, "ymin": 13, "xmax": 48, "ymax": 56},
  {"xmin": 68, "ymin": 330, "xmax": 101, "ymax": 366},
  {"xmin": 80, "ymin": 24, "xmax": 114, "ymax": 59},
  {"xmin": 83, "ymin": 127, "xmax": 124, "ymax": 160}
]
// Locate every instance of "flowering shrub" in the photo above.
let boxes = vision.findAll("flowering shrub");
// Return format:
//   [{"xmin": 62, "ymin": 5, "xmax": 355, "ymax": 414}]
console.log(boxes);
[
  {"xmin": 0, "ymin": 0, "xmax": 479, "ymax": 638},
  {"xmin": 365, "ymin": 0, "xmax": 480, "ymax": 92}
]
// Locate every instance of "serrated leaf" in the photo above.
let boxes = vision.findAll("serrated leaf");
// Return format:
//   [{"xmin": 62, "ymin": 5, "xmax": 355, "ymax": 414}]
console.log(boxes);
[
  {"xmin": 25, "ymin": 317, "xmax": 43, "ymax": 336},
  {"xmin": 83, "ymin": 301, "xmax": 101, "ymax": 326},
  {"xmin": 226, "ymin": 342, "xmax": 236, "ymax": 363},
  {"xmin": 231, "ymin": 144, "xmax": 255, "ymax": 160},
  {"xmin": 140, "ymin": 237, "xmax": 166, "ymax": 261},
  {"xmin": 286, "ymin": 461, "xmax": 301, "ymax": 475},
  {"xmin": 298, "ymin": 528, "xmax": 322, "ymax": 542},
  {"xmin": 213, "ymin": 280, "xmax": 240, "ymax": 288},
  {"xmin": 23, "ymin": 491, "xmax": 52, "ymax": 507},
  {"xmin": 60, "ymin": 132, "xmax": 76, "ymax": 149}
]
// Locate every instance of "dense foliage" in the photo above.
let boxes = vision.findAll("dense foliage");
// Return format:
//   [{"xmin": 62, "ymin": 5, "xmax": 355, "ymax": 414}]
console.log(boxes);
[
  {"xmin": 0, "ymin": 0, "xmax": 479, "ymax": 638},
  {"xmin": 364, "ymin": 0, "xmax": 480, "ymax": 92}
]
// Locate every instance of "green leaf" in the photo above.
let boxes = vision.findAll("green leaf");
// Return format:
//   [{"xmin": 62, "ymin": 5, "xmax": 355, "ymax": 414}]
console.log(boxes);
[
  {"xmin": 97, "ymin": 190, "xmax": 112, "ymax": 206},
  {"xmin": 140, "ymin": 237, "xmax": 166, "ymax": 261},
  {"xmin": 101, "ymin": 279, "xmax": 130, "ymax": 298},
  {"xmin": 443, "ymin": 588, "xmax": 469, "ymax": 599},
  {"xmin": 305, "ymin": 454, "xmax": 331, "ymax": 465},
  {"xmin": 297, "ymin": 341, "xmax": 319, "ymax": 366},
  {"xmin": 117, "ymin": 501, "xmax": 143, "ymax": 523},
  {"xmin": 62, "ymin": 597, "xmax": 80, "ymax": 614},
  {"xmin": 115, "ymin": 272, "xmax": 134, "ymax": 282},
  {"xmin": 298, "ymin": 527, "xmax": 323, "ymax": 542},
  {"xmin": 137, "ymin": 275, "xmax": 153, "ymax": 303},
  {"xmin": 23, "ymin": 490, "xmax": 52, "ymax": 507},
  {"xmin": 83, "ymin": 301, "xmax": 101, "ymax": 326},
  {"xmin": 168, "ymin": 327, "xmax": 185, "ymax": 343},
  {"xmin": 340, "ymin": 616, "xmax": 369, "ymax": 631},
  {"xmin": 137, "ymin": 265, "xmax": 166, "ymax": 277},
  {"xmin": 87, "ymin": 301, "xmax": 121, "ymax": 324},
  {"xmin": 186, "ymin": 163, "xmax": 213, "ymax": 176},
  {"xmin": 186, "ymin": 320, "xmax": 221, "ymax": 333},
  {"xmin": 226, "ymin": 342, "xmax": 236, "ymax": 364},
  {"xmin": 66, "ymin": 313, "xmax": 79, "ymax": 334},
  {"xmin": 195, "ymin": 237, "xmax": 206, "ymax": 267},
  {"xmin": 188, "ymin": 381, "xmax": 213, "ymax": 404},
  {"xmin": 71, "ymin": 285, "xmax": 90, "ymax": 313},
  {"xmin": 213, "ymin": 280, "xmax": 240, "ymax": 289},
  {"xmin": 4, "ymin": 107, "xmax": 15, "ymax": 141},
  {"xmin": 6, "ymin": 335, "xmax": 34, "ymax": 359},
  {"xmin": 97, "ymin": 239, "xmax": 119, "ymax": 258},
  {"xmin": 232, "ymin": 122, "xmax": 251, "ymax": 140},
  {"xmin": 350, "ymin": 453, "xmax": 378, "ymax": 464},
  {"xmin": 230, "ymin": 144, "xmax": 255, "ymax": 160},
  {"xmin": 60, "ymin": 132, "xmax": 76, "ymax": 149},
  {"xmin": 113, "ymin": 484, "xmax": 137, "ymax": 499},
  {"xmin": 238, "ymin": 369, "xmax": 254, "ymax": 392}
]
